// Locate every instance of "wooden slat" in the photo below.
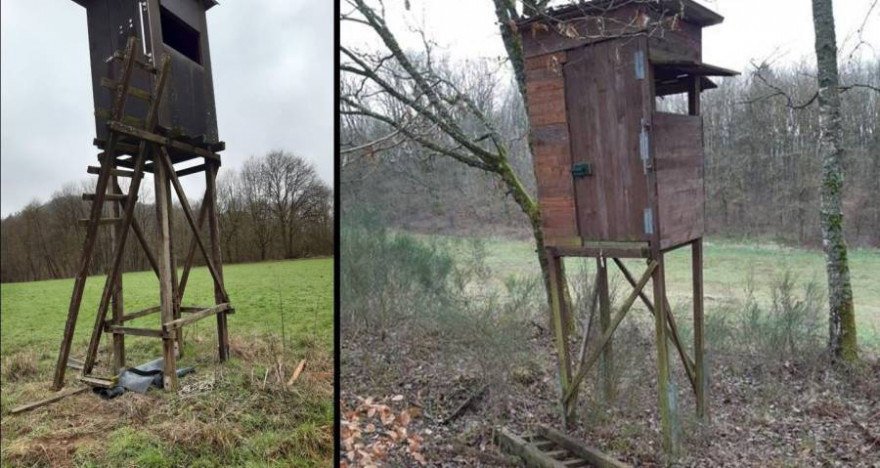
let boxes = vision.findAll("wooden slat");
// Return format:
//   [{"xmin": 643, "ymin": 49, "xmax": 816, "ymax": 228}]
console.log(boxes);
[
  {"xmin": 100, "ymin": 77, "xmax": 152, "ymax": 102},
  {"xmin": 119, "ymin": 306, "xmax": 161, "ymax": 322},
  {"xmin": 537, "ymin": 426, "xmax": 632, "ymax": 468},
  {"xmin": 164, "ymin": 303, "xmax": 230, "ymax": 330},
  {"xmin": 88, "ymin": 166, "xmax": 134, "ymax": 178},
  {"xmin": 94, "ymin": 108, "xmax": 146, "ymax": 129},
  {"xmin": 107, "ymin": 122, "xmax": 221, "ymax": 161},
  {"xmin": 83, "ymin": 193, "xmax": 127, "ymax": 201},
  {"xmin": 78, "ymin": 376, "xmax": 115, "ymax": 388},
  {"xmin": 108, "ymin": 325, "xmax": 167, "ymax": 338},
  {"xmin": 78, "ymin": 218, "xmax": 121, "ymax": 226},
  {"xmin": 9, "ymin": 387, "xmax": 89, "ymax": 415},
  {"xmin": 109, "ymin": 50, "xmax": 157, "ymax": 73},
  {"xmin": 176, "ymin": 164, "xmax": 207, "ymax": 177}
]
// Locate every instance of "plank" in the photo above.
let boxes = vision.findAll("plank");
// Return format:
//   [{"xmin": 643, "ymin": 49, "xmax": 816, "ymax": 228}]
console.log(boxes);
[
  {"xmin": 87, "ymin": 166, "xmax": 134, "ymax": 178},
  {"xmin": 107, "ymin": 122, "xmax": 220, "ymax": 161},
  {"xmin": 100, "ymin": 77, "xmax": 152, "ymax": 102},
  {"xmin": 205, "ymin": 160, "xmax": 230, "ymax": 361},
  {"xmin": 119, "ymin": 306, "xmax": 161, "ymax": 322},
  {"xmin": 9, "ymin": 387, "xmax": 89, "ymax": 415},
  {"xmin": 496, "ymin": 428, "xmax": 568, "ymax": 468},
  {"xmin": 164, "ymin": 303, "xmax": 230, "ymax": 330},
  {"xmin": 108, "ymin": 325, "xmax": 167, "ymax": 338},
  {"xmin": 537, "ymin": 426, "xmax": 632, "ymax": 468},
  {"xmin": 153, "ymin": 142, "xmax": 179, "ymax": 391}
]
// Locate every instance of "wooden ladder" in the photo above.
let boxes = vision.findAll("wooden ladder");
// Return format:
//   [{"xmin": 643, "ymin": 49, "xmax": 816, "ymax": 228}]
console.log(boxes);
[{"xmin": 497, "ymin": 425, "xmax": 631, "ymax": 468}]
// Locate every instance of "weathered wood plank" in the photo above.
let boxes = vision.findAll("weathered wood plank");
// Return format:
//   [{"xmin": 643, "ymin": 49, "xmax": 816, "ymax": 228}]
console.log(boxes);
[
  {"xmin": 496, "ymin": 428, "xmax": 568, "ymax": 468},
  {"xmin": 537, "ymin": 426, "xmax": 632, "ymax": 468},
  {"xmin": 108, "ymin": 325, "xmax": 167, "ymax": 338},
  {"xmin": 164, "ymin": 303, "xmax": 230, "ymax": 330},
  {"xmin": 9, "ymin": 387, "xmax": 89, "ymax": 415}
]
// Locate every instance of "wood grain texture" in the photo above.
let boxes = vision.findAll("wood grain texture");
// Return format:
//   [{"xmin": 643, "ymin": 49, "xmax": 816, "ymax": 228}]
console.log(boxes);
[
  {"xmin": 564, "ymin": 39, "xmax": 649, "ymax": 242},
  {"xmin": 652, "ymin": 112, "xmax": 705, "ymax": 249}
]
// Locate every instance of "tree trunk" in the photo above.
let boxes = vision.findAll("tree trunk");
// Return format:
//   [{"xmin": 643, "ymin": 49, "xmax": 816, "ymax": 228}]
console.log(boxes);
[{"xmin": 811, "ymin": 0, "xmax": 857, "ymax": 363}]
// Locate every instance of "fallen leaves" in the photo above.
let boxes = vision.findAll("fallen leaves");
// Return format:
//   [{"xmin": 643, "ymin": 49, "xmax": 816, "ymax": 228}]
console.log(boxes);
[{"xmin": 341, "ymin": 395, "xmax": 427, "ymax": 467}]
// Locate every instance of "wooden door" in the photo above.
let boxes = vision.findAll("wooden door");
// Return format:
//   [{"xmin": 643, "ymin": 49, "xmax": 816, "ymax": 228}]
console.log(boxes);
[{"xmin": 564, "ymin": 39, "xmax": 650, "ymax": 243}]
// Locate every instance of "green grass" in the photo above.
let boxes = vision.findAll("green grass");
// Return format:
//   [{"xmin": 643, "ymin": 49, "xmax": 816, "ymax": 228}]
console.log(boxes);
[
  {"xmin": 0, "ymin": 258, "xmax": 334, "ymax": 467},
  {"xmin": 428, "ymin": 235, "xmax": 880, "ymax": 348}
]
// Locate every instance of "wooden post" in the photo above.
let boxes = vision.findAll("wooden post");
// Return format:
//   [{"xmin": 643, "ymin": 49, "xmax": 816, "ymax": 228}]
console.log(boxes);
[
  {"xmin": 692, "ymin": 239, "xmax": 707, "ymax": 420},
  {"xmin": 109, "ymin": 170, "xmax": 125, "ymax": 374},
  {"xmin": 597, "ymin": 256, "xmax": 614, "ymax": 402},
  {"xmin": 165, "ymin": 172, "xmax": 183, "ymax": 357},
  {"xmin": 154, "ymin": 149, "xmax": 178, "ymax": 390},
  {"xmin": 547, "ymin": 251, "xmax": 573, "ymax": 426},
  {"xmin": 205, "ymin": 160, "xmax": 229, "ymax": 361},
  {"xmin": 652, "ymin": 256, "xmax": 678, "ymax": 455}
]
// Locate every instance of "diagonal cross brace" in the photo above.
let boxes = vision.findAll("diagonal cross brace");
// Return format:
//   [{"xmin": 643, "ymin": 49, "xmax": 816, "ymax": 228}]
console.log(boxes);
[
  {"xmin": 157, "ymin": 146, "xmax": 229, "ymax": 302},
  {"xmin": 564, "ymin": 260, "xmax": 658, "ymax": 405}
]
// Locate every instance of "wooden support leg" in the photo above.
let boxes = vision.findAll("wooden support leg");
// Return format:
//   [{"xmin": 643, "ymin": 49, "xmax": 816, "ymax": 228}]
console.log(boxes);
[
  {"xmin": 205, "ymin": 160, "xmax": 229, "ymax": 362},
  {"xmin": 547, "ymin": 251, "xmax": 573, "ymax": 426},
  {"xmin": 109, "ymin": 171, "xmax": 125, "ymax": 374},
  {"xmin": 597, "ymin": 256, "xmax": 614, "ymax": 402},
  {"xmin": 652, "ymin": 255, "xmax": 679, "ymax": 455},
  {"xmin": 154, "ymin": 153, "xmax": 178, "ymax": 391},
  {"xmin": 165, "ymin": 173, "xmax": 183, "ymax": 358},
  {"xmin": 692, "ymin": 239, "xmax": 707, "ymax": 420}
]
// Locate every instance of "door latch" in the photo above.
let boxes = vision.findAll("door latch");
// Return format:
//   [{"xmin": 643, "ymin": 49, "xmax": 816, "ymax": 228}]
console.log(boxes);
[{"xmin": 571, "ymin": 162, "xmax": 592, "ymax": 178}]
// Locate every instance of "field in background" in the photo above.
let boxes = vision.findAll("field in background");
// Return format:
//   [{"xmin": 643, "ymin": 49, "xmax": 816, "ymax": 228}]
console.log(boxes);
[
  {"xmin": 432, "ymin": 235, "xmax": 880, "ymax": 348},
  {"xmin": 0, "ymin": 258, "xmax": 333, "ymax": 467}
]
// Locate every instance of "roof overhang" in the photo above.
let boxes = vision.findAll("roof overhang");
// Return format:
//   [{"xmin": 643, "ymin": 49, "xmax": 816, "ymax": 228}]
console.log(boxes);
[{"xmin": 517, "ymin": 0, "xmax": 724, "ymax": 30}]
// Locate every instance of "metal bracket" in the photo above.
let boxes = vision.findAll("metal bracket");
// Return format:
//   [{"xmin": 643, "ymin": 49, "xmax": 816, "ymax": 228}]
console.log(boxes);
[
  {"xmin": 571, "ymin": 162, "xmax": 592, "ymax": 178},
  {"xmin": 634, "ymin": 50, "xmax": 646, "ymax": 80},
  {"xmin": 644, "ymin": 208, "xmax": 654, "ymax": 235},
  {"xmin": 640, "ymin": 118, "xmax": 651, "ymax": 173}
]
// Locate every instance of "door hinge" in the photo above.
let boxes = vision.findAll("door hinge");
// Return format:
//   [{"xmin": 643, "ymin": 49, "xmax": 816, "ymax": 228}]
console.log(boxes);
[
  {"xmin": 644, "ymin": 208, "xmax": 654, "ymax": 235},
  {"xmin": 634, "ymin": 50, "xmax": 646, "ymax": 80}
]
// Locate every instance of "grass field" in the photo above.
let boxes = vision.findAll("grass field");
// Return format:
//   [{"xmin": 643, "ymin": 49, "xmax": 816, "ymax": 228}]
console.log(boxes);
[
  {"xmin": 0, "ymin": 257, "xmax": 333, "ymax": 467},
  {"xmin": 431, "ymin": 235, "xmax": 880, "ymax": 348}
]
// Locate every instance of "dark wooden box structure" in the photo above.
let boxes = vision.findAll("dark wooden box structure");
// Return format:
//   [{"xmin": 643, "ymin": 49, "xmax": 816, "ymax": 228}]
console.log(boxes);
[
  {"xmin": 517, "ymin": 0, "xmax": 737, "ymax": 455},
  {"xmin": 72, "ymin": 0, "xmax": 220, "ymax": 144},
  {"xmin": 52, "ymin": 1, "xmax": 232, "ymax": 395},
  {"xmin": 521, "ymin": 0, "xmax": 736, "ymax": 253}
]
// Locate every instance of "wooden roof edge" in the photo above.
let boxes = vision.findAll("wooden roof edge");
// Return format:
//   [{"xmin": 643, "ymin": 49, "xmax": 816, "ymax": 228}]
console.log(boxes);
[
  {"xmin": 516, "ymin": 0, "xmax": 724, "ymax": 29},
  {"xmin": 653, "ymin": 60, "xmax": 740, "ymax": 76}
]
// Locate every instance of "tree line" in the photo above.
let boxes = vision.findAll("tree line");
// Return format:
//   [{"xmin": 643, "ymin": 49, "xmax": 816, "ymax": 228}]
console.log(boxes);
[{"xmin": 1, "ymin": 151, "xmax": 333, "ymax": 283}]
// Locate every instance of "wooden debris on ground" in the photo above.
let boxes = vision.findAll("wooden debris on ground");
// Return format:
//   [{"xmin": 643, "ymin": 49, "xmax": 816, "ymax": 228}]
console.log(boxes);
[
  {"xmin": 288, "ymin": 359, "xmax": 307, "ymax": 386},
  {"xmin": 9, "ymin": 387, "xmax": 89, "ymax": 415}
]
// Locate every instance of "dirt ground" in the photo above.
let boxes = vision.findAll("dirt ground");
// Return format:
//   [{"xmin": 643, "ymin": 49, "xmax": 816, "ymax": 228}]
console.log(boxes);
[{"xmin": 341, "ymin": 327, "xmax": 880, "ymax": 467}]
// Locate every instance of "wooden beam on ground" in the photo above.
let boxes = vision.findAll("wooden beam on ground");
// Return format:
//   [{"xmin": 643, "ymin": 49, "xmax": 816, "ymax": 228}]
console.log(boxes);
[
  {"xmin": 565, "ymin": 261, "xmax": 657, "ymax": 404},
  {"xmin": 496, "ymin": 429, "xmax": 567, "ymax": 468},
  {"xmin": 164, "ymin": 303, "xmax": 230, "ymax": 330},
  {"xmin": 9, "ymin": 387, "xmax": 89, "ymax": 415},
  {"xmin": 537, "ymin": 426, "xmax": 632, "ymax": 468}
]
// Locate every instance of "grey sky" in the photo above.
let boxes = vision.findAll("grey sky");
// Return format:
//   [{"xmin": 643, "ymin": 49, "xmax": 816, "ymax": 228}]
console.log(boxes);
[
  {"xmin": 1, "ymin": 0, "xmax": 334, "ymax": 217},
  {"xmin": 342, "ymin": 0, "xmax": 878, "ymax": 76}
]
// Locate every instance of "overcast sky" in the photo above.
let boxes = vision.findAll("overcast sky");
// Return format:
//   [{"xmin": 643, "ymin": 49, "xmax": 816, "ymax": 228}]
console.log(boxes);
[
  {"xmin": 1, "ymin": 0, "xmax": 333, "ymax": 217},
  {"xmin": 342, "ymin": 0, "xmax": 878, "ymax": 79}
]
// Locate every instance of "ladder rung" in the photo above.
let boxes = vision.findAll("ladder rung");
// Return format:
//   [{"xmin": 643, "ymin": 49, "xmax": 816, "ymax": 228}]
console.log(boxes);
[
  {"xmin": 78, "ymin": 376, "xmax": 116, "ymax": 388},
  {"xmin": 544, "ymin": 450, "xmax": 568, "ymax": 459},
  {"xmin": 87, "ymin": 166, "xmax": 135, "ymax": 178},
  {"xmin": 78, "ymin": 218, "xmax": 122, "ymax": 226},
  {"xmin": 100, "ymin": 77, "xmax": 152, "ymax": 102},
  {"xmin": 94, "ymin": 108, "xmax": 146, "ymax": 129},
  {"xmin": 82, "ymin": 193, "xmax": 128, "ymax": 201},
  {"xmin": 109, "ymin": 50, "xmax": 157, "ymax": 73},
  {"xmin": 562, "ymin": 460, "xmax": 587, "ymax": 467}
]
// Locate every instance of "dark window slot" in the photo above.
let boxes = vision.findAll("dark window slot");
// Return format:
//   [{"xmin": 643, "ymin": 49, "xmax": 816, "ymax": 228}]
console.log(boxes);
[{"xmin": 160, "ymin": 6, "xmax": 201, "ymax": 64}]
